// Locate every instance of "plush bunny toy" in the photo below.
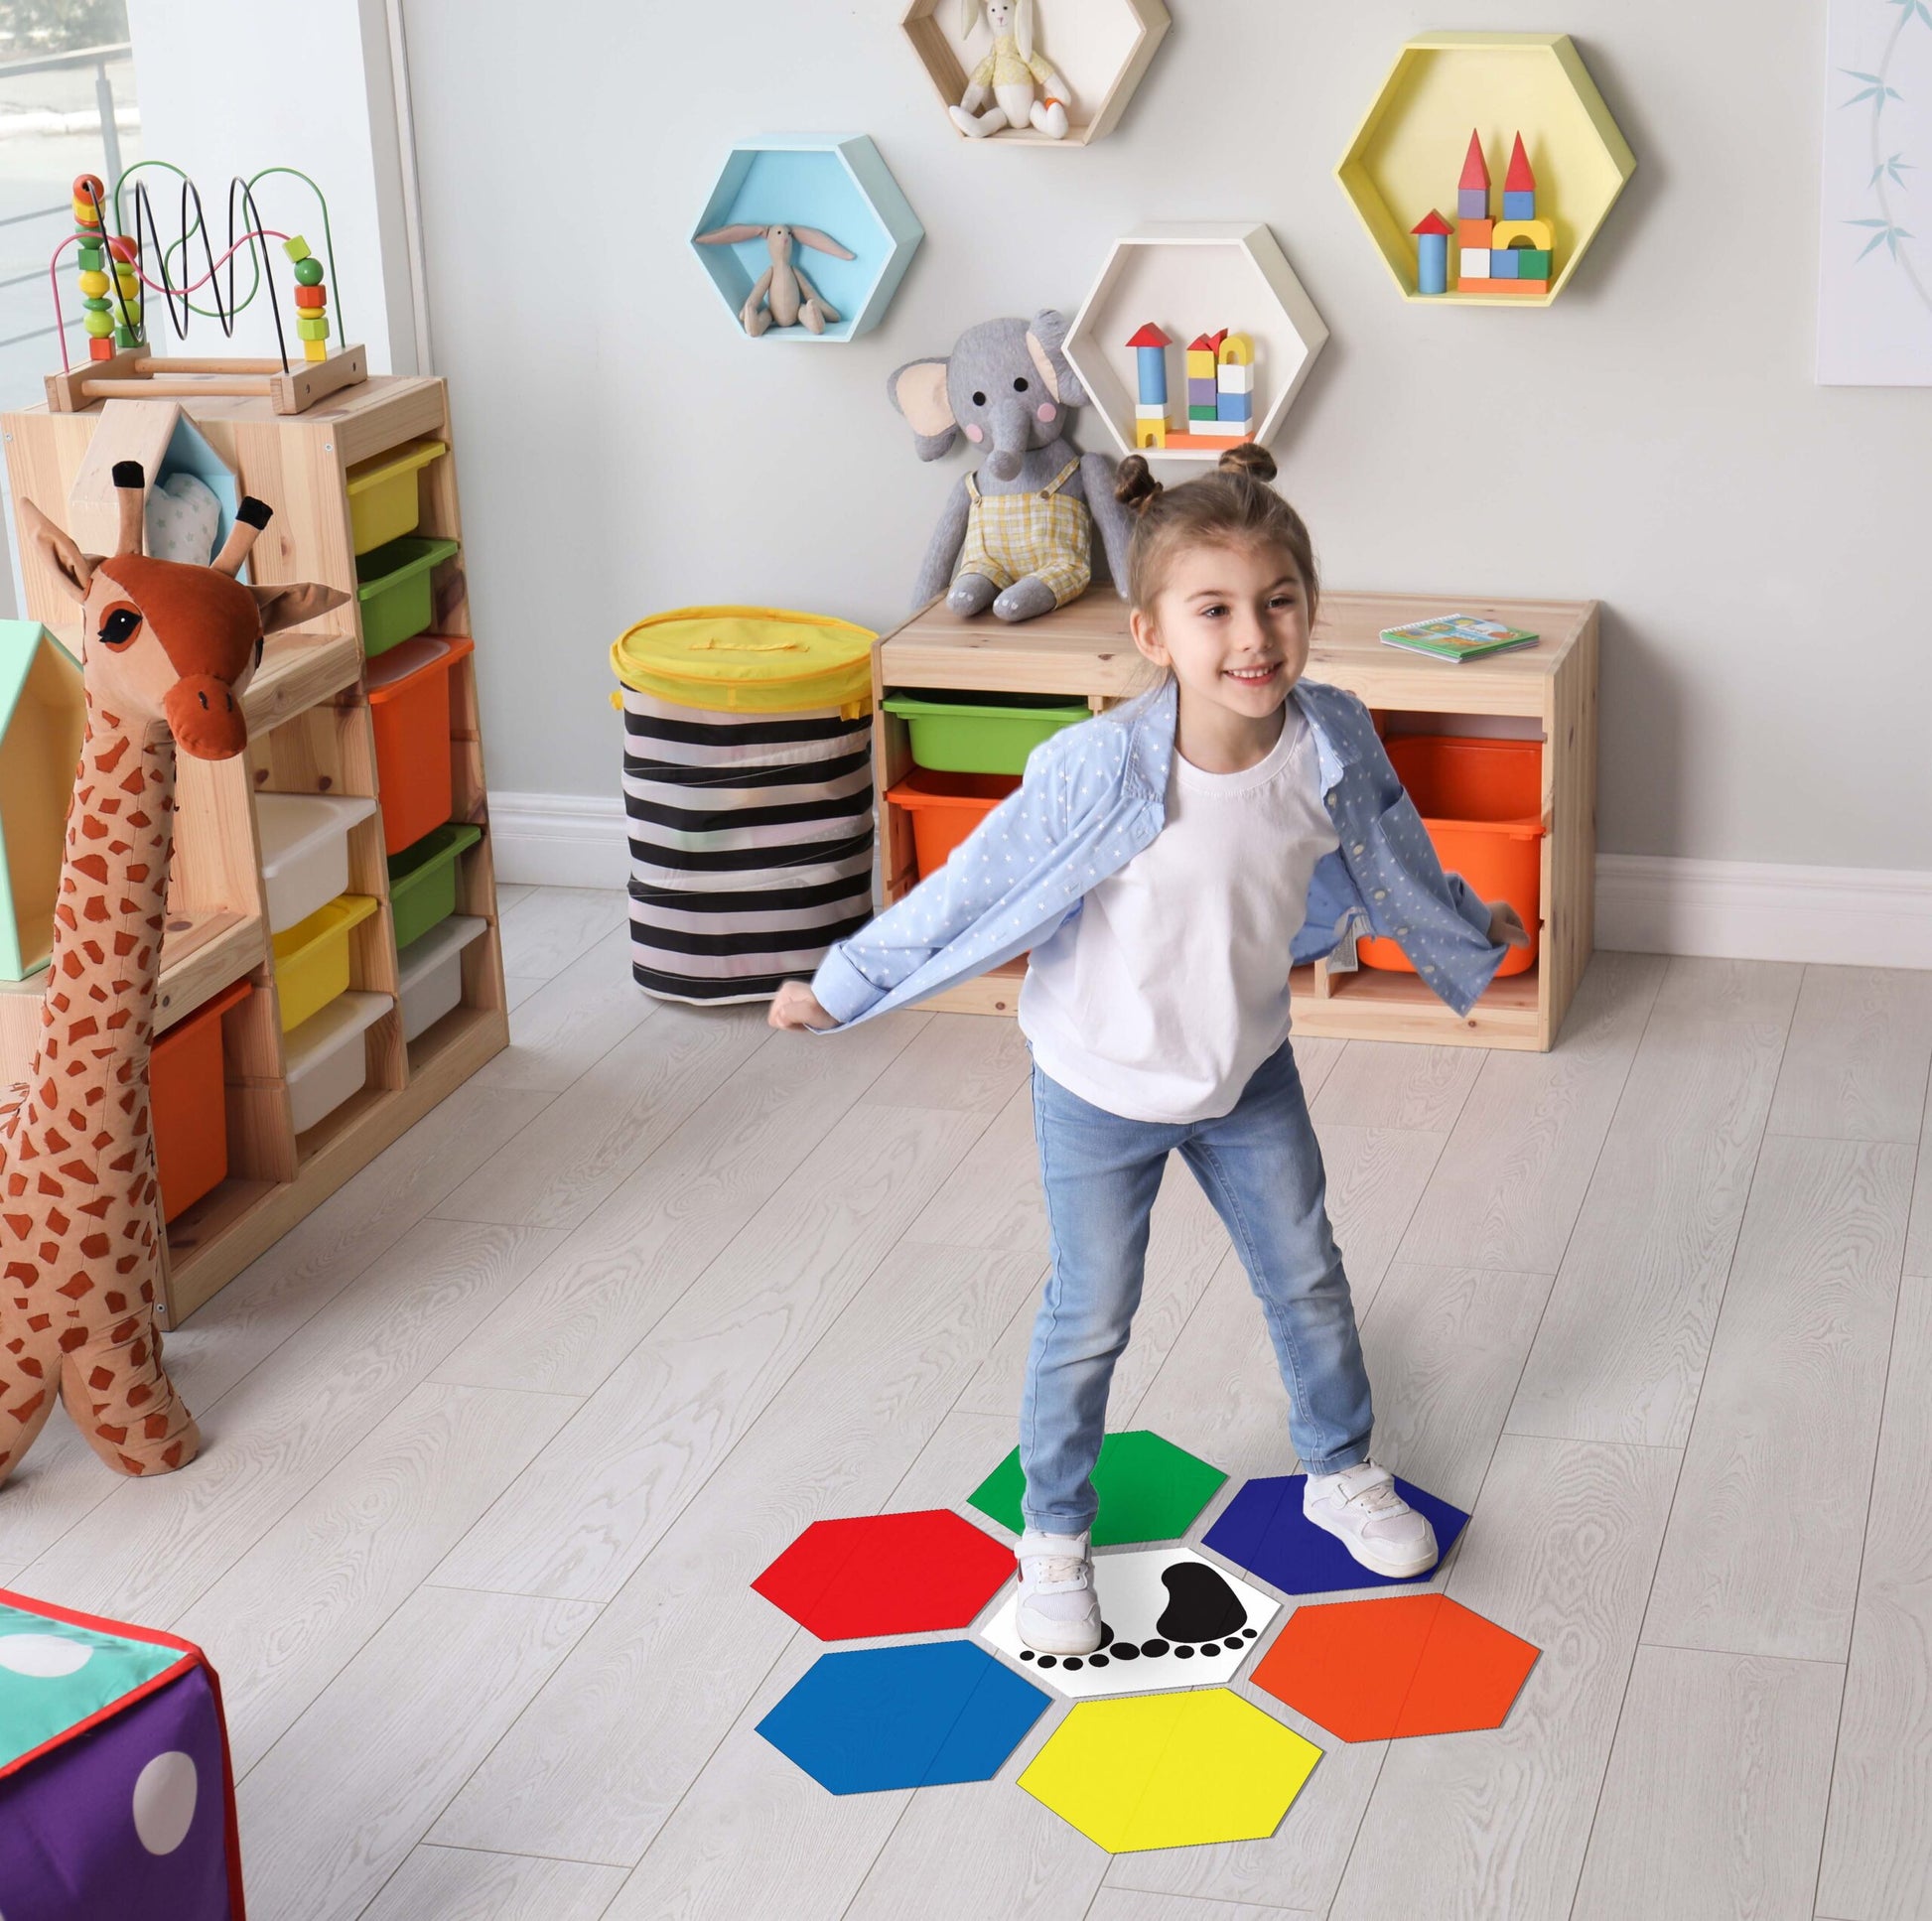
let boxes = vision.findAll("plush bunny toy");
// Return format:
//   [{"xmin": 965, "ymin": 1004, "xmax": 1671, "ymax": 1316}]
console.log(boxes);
[
  {"xmin": 693, "ymin": 222, "xmax": 855, "ymax": 336},
  {"xmin": 950, "ymin": 0, "xmax": 1071, "ymax": 139}
]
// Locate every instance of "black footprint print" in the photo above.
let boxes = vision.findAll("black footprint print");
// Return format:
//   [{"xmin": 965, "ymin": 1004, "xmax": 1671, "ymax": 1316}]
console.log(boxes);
[{"xmin": 1155, "ymin": 1560, "xmax": 1250, "ymax": 1643}]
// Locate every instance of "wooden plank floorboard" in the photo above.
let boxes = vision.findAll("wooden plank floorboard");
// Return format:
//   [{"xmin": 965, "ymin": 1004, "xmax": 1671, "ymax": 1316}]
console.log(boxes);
[
  {"xmin": 477, "ymin": 926, "xmax": 659, "ymax": 1095},
  {"xmin": 429, "ymin": 1101, "xmax": 991, "ymax": 1603},
  {"xmin": 427, "ymin": 1245, "xmax": 1040, "ymax": 1867},
  {"xmin": 911, "ymin": 1083, "xmax": 1047, "ymax": 1256},
  {"xmin": 434, "ymin": 1008, "xmax": 926, "ymax": 1397},
  {"xmin": 1312, "ymin": 1036, "xmax": 1484, "ymax": 1133},
  {"xmin": 236, "ymin": 1584, "xmax": 597, "ymax": 1921},
  {"xmin": 496, "ymin": 886, "xmax": 627, "ymax": 982},
  {"xmin": 1644, "ymin": 1136, "xmax": 1912, "ymax": 1662},
  {"xmin": 435, "ymin": 1000, "xmax": 772, "ymax": 1231},
  {"xmin": 173, "ymin": 1380, "xmax": 580, "ymax": 1775},
  {"xmin": 1396, "ymin": 952, "xmax": 1665, "ymax": 1274},
  {"xmin": 360, "ymin": 1846, "xmax": 626, "ymax": 1921},
  {"xmin": 1571, "ymin": 1645, "xmax": 1841, "ymax": 1921},
  {"xmin": 1506, "ymin": 1003, "xmax": 1789, "ymax": 1448},
  {"xmin": 1090, "ymin": 1896, "xmax": 1316, "ymax": 1921},
  {"xmin": 1766, "ymin": 964, "xmax": 1932, "ymax": 1146},
  {"xmin": 1815, "ymin": 1261, "xmax": 1932, "ymax": 1920},
  {"xmin": 1326, "ymin": 1436, "xmax": 1679, "ymax": 1921},
  {"xmin": 14, "ymin": 1220, "xmax": 561, "ymax": 1624}
]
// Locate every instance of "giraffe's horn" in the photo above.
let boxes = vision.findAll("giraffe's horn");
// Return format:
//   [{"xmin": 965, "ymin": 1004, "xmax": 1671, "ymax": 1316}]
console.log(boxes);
[
  {"xmin": 110, "ymin": 460, "xmax": 144, "ymax": 556},
  {"xmin": 212, "ymin": 496, "xmax": 273, "ymax": 577}
]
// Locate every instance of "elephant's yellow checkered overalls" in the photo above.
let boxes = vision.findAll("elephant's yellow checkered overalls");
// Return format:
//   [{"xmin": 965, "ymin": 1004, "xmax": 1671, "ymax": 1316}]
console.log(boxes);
[{"xmin": 954, "ymin": 457, "xmax": 1091, "ymax": 609}]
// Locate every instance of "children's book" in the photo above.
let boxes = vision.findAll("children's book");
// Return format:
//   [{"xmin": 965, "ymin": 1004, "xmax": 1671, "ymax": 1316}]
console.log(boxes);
[{"xmin": 1380, "ymin": 614, "xmax": 1539, "ymax": 662}]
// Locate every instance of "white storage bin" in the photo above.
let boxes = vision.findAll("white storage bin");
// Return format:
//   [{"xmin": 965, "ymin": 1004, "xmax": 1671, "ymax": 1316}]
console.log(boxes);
[
  {"xmin": 256, "ymin": 793, "xmax": 380, "ymax": 934},
  {"xmin": 396, "ymin": 915, "xmax": 488, "ymax": 1043},
  {"xmin": 284, "ymin": 990, "xmax": 391, "ymax": 1134}
]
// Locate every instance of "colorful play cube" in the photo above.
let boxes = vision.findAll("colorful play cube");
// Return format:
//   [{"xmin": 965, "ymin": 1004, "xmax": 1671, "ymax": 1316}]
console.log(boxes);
[
  {"xmin": 1503, "ymin": 190, "xmax": 1536, "ymax": 220},
  {"xmin": 1488, "ymin": 249, "xmax": 1521, "ymax": 281},
  {"xmin": 0, "ymin": 1590, "xmax": 245, "ymax": 1918},
  {"xmin": 1516, "ymin": 248, "xmax": 1552, "ymax": 279}
]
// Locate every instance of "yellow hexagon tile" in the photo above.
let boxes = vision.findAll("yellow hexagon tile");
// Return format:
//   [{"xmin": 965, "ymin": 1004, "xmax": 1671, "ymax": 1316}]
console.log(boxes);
[{"xmin": 1018, "ymin": 1688, "xmax": 1320, "ymax": 1853}]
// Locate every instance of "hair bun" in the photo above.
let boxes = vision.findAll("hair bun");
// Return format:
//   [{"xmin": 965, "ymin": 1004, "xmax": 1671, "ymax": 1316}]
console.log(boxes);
[
  {"xmin": 1217, "ymin": 442, "xmax": 1279, "ymax": 485},
  {"xmin": 1114, "ymin": 454, "xmax": 1165, "ymax": 515}
]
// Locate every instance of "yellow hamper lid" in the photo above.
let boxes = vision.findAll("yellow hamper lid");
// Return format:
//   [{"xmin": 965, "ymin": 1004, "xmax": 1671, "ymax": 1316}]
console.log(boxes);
[{"xmin": 611, "ymin": 606, "xmax": 877, "ymax": 718}]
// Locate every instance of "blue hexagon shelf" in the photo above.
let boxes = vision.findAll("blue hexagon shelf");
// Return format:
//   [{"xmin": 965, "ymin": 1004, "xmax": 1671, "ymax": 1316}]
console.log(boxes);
[{"xmin": 691, "ymin": 134, "xmax": 924, "ymax": 343}]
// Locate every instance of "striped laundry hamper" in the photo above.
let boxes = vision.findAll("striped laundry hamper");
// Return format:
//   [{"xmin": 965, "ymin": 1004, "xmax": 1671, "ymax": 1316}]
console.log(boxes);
[{"xmin": 612, "ymin": 607, "xmax": 879, "ymax": 1004}]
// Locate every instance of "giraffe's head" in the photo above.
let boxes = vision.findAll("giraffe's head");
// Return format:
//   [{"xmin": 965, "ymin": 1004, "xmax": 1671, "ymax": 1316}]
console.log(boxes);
[{"xmin": 21, "ymin": 462, "xmax": 349, "ymax": 760}]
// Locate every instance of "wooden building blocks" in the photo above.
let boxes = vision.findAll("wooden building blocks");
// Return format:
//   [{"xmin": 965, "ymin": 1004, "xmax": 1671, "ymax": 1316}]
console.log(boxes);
[
  {"xmin": 1456, "ymin": 127, "xmax": 1550, "ymax": 296},
  {"xmin": 1411, "ymin": 209, "xmax": 1451, "ymax": 295}
]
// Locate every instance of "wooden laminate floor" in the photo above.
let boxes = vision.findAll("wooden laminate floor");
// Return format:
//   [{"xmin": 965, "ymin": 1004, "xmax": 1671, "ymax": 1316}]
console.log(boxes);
[{"xmin": 4, "ymin": 889, "xmax": 1927, "ymax": 1921}]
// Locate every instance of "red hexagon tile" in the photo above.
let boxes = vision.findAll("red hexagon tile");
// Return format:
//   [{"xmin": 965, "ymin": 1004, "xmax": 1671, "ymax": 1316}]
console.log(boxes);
[
  {"xmin": 753, "ymin": 1509, "xmax": 1013, "ymax": 1640},
  {"xmin": 1252, "ymin": 1592, "xmax": 1539, "ymax": 1742}
]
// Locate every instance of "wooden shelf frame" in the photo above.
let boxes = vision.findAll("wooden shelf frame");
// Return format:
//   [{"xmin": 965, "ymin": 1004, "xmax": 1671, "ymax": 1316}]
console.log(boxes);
[
  {"xmin": 900, "ymin": 0, "xmax": 1172, "ymax": 147},
  {"xmin": 1063, "ymin": 223, "xmax": 1330, "ymax": 464},
  {"xmin": 0, "ymin": 375, "xmax": 510, "ymax": 1322},
  {"xmin": 1336, "ymin": 33, "xmax": 1637, "ymax": 308},
  {"xmin": 872, "ymin": 590, "xmax": 1596, "ymax": 1051}
]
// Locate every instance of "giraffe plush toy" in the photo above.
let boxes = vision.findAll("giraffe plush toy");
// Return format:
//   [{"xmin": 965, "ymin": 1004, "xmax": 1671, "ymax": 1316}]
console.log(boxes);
[{"xmin": 0, "ymin": 462, "xmax": 345, "ymax": 1486}]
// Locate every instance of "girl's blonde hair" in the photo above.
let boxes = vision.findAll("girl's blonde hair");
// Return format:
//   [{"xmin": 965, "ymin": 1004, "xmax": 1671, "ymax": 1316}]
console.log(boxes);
[{"xmin": 1113, "ymin": 444, "xmax": 1319, "ymax": 621}]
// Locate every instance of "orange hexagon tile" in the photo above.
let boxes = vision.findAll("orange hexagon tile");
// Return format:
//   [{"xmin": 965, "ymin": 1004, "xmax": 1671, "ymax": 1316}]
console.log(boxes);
[{"xmin": 1252, "ymin": 1592, "xmax": 1538, "ymax": 1742}]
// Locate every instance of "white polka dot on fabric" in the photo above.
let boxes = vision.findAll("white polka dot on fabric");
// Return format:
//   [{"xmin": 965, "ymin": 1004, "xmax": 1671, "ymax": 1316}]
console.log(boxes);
[
  {"xmin": 133, "ymin": 1751, "xmax": 199, "ymax": 1855},
  {"xmin": 0, "ymin": 1633, "xmax": 91, "ymax": 1678}
]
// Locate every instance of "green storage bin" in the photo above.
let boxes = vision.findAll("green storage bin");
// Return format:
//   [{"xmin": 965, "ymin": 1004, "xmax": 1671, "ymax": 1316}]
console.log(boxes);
[
  {"xmin": 387, "ymin": 820, "xmax": 483, "ymax": 949},
  {"xmin": 882, "ymin": 690, "xmax": 1090, "ymax": 775},
  {"xmin": 356, "ymin": 535, "xmax": 460, "ymax": 657}
]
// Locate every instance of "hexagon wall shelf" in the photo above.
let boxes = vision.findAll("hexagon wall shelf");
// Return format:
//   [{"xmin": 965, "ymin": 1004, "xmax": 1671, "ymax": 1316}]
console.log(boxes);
[
  {"xmin": 1337, "ymin": 33, "xmax": 1636, "ymax": 307},
  {"xmin": 1019, "ymin": 1689, "xmax": 1321, "ymax": 1852},
  {"xmin": 690, "ymin": 134, "xmax": 924, "ymax": 343},
  {"xmin": 901, "ymin": 0, "xmax": 1172, "ymax": 148},
  {"xmin": 1063, "ymin": 223, "xmax": 1329, "ymax": 465}
]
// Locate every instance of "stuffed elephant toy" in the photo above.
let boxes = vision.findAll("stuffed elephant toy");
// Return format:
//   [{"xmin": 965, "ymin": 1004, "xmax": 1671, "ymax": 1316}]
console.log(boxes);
[{"xmin": 889, "ymin": 310, "xmax": 1131, "ymax": 622}]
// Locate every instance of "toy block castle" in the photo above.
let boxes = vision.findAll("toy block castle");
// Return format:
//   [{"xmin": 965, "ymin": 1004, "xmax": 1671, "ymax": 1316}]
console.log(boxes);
[
  {"xmin": 1428, "ymin": 130, "xmax": 1554, "ymax": 297},
  {"xmin": 1127, "ymin": 323, "xmax": 1257, "ymax": 451}
]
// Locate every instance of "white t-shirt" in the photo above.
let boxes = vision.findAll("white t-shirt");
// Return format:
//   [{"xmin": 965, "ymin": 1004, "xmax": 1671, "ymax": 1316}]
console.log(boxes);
[{"xmin": 1020, "ymin": 704, "xmax": 1339, "ymax": 1124}]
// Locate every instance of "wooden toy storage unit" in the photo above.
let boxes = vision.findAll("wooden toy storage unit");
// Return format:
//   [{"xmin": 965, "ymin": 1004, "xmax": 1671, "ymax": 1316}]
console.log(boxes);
[
  {"xmin": 874, "ymin": 591, "xmax": 1597, "ymax": 1051},
  {"xmin": 1, "ymin": 373, "xmax": 508, "ymax": 1321}
]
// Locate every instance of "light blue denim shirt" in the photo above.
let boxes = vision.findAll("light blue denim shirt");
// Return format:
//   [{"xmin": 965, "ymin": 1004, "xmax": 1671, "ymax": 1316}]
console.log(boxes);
[{"xmin": 812, "ymin": 674, "xmax": 1511, "ymax": 1028}]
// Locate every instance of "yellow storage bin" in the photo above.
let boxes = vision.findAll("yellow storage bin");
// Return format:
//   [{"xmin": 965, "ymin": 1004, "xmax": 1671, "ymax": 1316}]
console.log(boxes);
[
  {"xmin": 272, "ymin": 892, "xmax": 378, "ymax": 1032},
  {"xmin": 611, "ymin": 605, "xmax": 876, "ymax": 717},
  {"xmin": 344, "ymin": 439, "xmax": 447, "ymax": 556}
]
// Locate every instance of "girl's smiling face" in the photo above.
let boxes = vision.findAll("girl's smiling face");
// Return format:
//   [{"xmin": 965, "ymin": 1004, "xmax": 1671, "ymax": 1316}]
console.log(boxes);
[{"xmin": 1129, "ymin": 538, "xmax": 1311, "ymax": 729}]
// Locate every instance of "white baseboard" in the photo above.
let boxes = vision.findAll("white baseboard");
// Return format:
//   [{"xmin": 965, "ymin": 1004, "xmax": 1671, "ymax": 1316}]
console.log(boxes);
[
  {"xmin": 488, "ymin": 791, "xmax": 629, "ymax": 891},
  {"xmin": 1595, "ymin": 854, "xmax": 1932, "ymax": 969},
  {"xmin": 486, "ymin": 793, "xmax": 1932, "ymax": 970}
]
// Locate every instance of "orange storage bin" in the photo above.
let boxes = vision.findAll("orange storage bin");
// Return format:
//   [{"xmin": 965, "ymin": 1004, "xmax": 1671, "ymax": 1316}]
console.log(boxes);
[
  {"xmin": 366, "ymin": 635, "xmax": 474, "ymax": 858},
  {"xmin": 149, "ymin": 977, "xmax": 252, "ymax": 1222},
  {"xmin": 1356, "ymin": 735, "xmax": 1544, "ymax": 979},
  {"xmin": 888, "ymin": 768, "xmax": 1021, "ymax": 878}
]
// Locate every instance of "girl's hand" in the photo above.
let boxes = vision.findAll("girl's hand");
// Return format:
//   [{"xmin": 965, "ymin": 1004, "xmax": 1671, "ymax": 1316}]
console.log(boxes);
[
  {"xmin": 769, "ymin": 981, "xmax": 835, "ymax": 1031},
  {"xmin": 1487, "ymin": 900, "xmax": 1532, "ymax": 949}
]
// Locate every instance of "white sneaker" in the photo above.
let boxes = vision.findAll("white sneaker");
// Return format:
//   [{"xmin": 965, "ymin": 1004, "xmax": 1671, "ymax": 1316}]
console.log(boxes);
[
  {"xmin": 1015, "ymin": 1530, "xmax": 1103, "ymax": 1655},
  {"xmin": 1303, "ymin": 1462, "xmax": 1440, "ymax": 1579}
]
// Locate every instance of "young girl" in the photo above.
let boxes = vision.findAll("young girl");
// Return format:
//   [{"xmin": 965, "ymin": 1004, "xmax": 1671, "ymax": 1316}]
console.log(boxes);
[{"xmin": 771, "ymin": 447, "xmax": 1528, "ymax": 1654}]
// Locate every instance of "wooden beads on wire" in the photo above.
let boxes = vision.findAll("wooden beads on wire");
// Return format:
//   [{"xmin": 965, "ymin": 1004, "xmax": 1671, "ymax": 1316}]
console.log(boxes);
[{"xmin": 284, "ymin": 232, "xmax": 331, "ymax": 361}]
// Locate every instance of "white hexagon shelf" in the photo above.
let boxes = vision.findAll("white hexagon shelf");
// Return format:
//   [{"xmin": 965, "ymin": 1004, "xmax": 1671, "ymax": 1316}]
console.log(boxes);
[
  {"xmin": 1064, "ymin": 223, "xmax": 1330, "ymax": 465},
  {"xmin": 902, "ymin": 0, "xmax": 1172, "ymax": 148},
  {"xmin": 690, "ymin": 134, "xmax": 924, "ymax": 343}
]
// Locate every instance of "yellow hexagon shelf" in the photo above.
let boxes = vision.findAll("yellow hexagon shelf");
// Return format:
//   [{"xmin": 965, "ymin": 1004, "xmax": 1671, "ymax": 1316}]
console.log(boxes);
[
  {"xmin": 1018, "ymin": 1688, "xmax": 1321, "ymax": 1852},
  {"xmin": 902, "ymin": 0, "xmax": 1172, "ymax": 148},
  {"xmin": 1337, "ymin": 33, "xmax": 1636, "ymax": 308}
]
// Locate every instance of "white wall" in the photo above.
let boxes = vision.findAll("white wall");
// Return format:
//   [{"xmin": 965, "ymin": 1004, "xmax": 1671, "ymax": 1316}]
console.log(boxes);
[
  {"xmin": 351, "ymin": 5, "xmax": 1932, "ymax": 875},
  {"xmin": 123, "ymin": 0, "xmax": 417, "ymax": 375}
]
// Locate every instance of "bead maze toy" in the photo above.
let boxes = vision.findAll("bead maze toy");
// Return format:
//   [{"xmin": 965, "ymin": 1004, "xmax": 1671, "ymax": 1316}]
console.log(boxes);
[
  {"xmin": 1124, "ymin": 322, "xmax": 1258, "ymax": 452},
  {"xmin": 1447, "ymin": 130, "xmax": 1554, "ymax": 296},
  {"xmin": 44, "ymin": 164, "xmax": 367, "ymax": 416}
]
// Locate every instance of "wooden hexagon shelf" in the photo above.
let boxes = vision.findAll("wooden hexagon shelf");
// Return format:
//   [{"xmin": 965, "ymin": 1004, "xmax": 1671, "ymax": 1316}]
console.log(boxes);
[
  {"xmin": 1064, "ymin": 223, "xmax": 1329, "ymax": 464},
  {"xmin": 901, "ymin": 0, "xmax": 1172, "ymax": 148},
  {"xmin": 690, "ymin": 134, "xmax": 924, "ymax": 343},
  {"xmin": 1338, "ymin": 33, "xmax": 1635, "ymax": 307}
]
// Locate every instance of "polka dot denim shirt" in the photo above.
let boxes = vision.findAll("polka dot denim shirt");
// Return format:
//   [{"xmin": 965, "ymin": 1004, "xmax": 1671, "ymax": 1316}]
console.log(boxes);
[{"xmin": 811, "ymin": 676, "xmax": 1510, "ymax": 1029}]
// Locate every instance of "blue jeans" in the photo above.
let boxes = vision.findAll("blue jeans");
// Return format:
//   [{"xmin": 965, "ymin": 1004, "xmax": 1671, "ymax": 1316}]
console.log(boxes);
[{"xmin": 1021, "ymin": 1037, "xmax": 1373, "ymax": 1534}]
